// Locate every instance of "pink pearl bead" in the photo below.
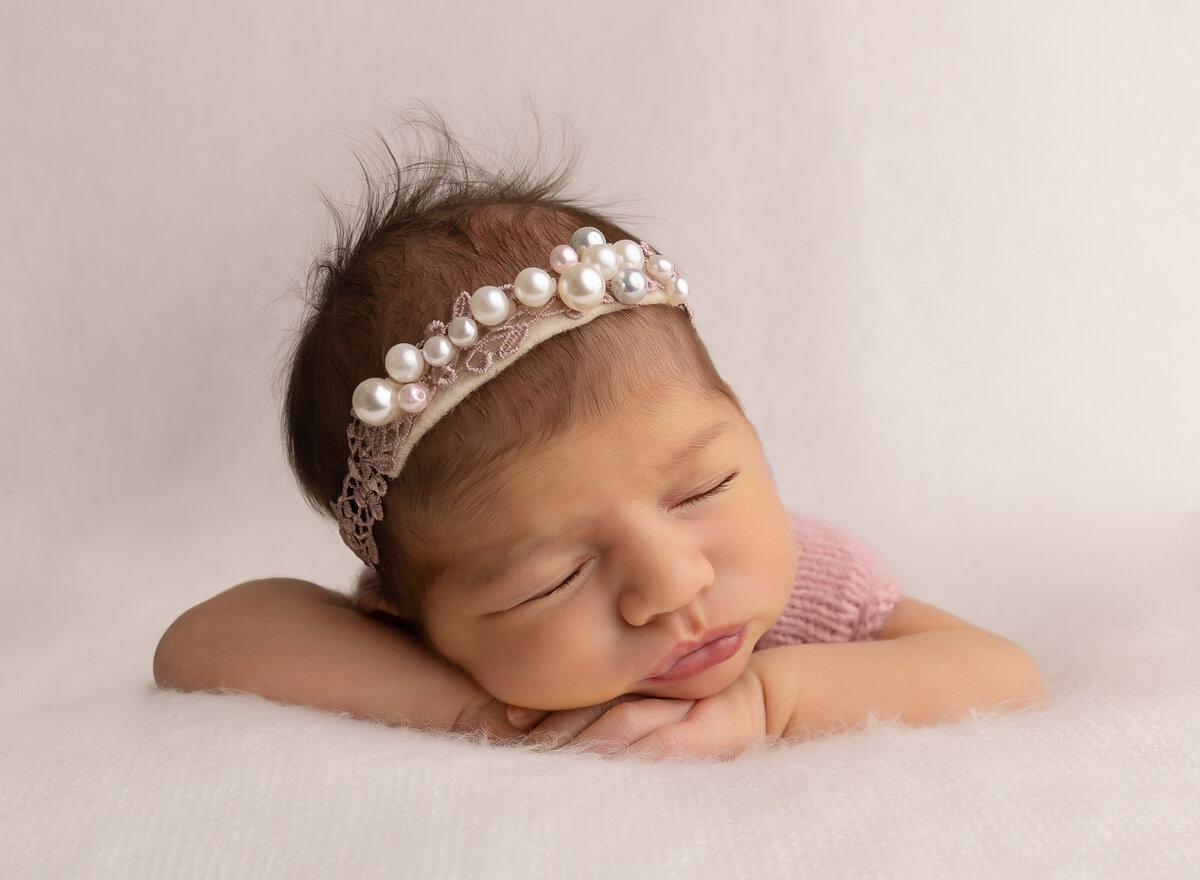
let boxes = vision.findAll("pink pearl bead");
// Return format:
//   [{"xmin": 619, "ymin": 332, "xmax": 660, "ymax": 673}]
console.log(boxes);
[
  {"xmin": 396, "ymin": 382, "xmax": 431, "ymax": 414},
  {"xmin": 549, "ymin": 244, "xmax": 579, "ymax": 273}
]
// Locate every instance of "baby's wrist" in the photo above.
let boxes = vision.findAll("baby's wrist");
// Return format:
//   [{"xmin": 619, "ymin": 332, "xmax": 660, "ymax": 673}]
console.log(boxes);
[{"xmin": 746, "ymin": 648, "xmax": 803, "ymax": 737}]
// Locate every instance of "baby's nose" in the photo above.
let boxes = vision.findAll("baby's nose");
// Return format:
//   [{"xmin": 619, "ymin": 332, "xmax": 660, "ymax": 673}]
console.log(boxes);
[{"xmin": 617, "ymin": 533, "xmax": 715, "ymax": 627}]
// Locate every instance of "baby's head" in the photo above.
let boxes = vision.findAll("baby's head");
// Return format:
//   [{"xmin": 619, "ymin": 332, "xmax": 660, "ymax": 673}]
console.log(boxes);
[{"xmin": 285, "ymin": 130, "xmax": 798, "ymax": 709}]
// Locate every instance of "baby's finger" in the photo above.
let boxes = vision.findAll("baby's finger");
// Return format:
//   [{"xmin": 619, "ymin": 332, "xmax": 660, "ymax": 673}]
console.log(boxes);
[
  {"xmin": 573, "ymin": 698, "xmax": 696, "ymax": 755},
  {"xmin": 524, "ymin": 695, "xmax": 643, "ymax": 747},
  {"xmin": 454, "ymin": 697, "xmax": 536, "ymax": 742},
  {"xmin": 505, "ymin": 705, "xmax": 551, "ymax": 729},
  {"xmin": 623, "ymin": 720, "xmax": 715, "ymax": 760},
  {"xmin": 623, "ymin": 703, "xmax": 762, "ymax": 761}
]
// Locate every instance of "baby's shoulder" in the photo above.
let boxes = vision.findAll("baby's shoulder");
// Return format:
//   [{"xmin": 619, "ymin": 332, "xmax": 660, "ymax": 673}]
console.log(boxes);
[
  {"xmin": 785, "ymin": 511, "xmax": 888, "ymax": 569},
  {"xmin": 765, "ymin": 511, "xmax": 903, "ymax": 645}
]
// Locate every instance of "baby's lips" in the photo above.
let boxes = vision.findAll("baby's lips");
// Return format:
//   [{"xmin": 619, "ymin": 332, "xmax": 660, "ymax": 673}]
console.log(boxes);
[{"xmin": 506, "ymin": 705, "xmax": 547, "ymax": 729}]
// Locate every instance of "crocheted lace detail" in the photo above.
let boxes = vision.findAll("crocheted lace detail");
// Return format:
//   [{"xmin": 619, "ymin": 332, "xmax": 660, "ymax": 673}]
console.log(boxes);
[{"xmin": 335, "ymin": 415, "xmax": 409, "ymax": 567}]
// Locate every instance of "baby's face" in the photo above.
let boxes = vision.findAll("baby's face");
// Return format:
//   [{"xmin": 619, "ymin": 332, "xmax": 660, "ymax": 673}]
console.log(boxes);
[{"xmin": 421, "ymin": 386, "xmax": 798, "ymax": 711}]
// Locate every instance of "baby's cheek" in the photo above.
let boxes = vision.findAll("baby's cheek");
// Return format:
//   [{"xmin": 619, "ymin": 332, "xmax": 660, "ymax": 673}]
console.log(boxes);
[
  {"xmin": 772, "ymin": 511, "xmax": 799, "ymax": 593},
  {"xmin": 737, "ymin": 503, "xmax": 797, "ymax": 616},
  {"xmin": 495, "ymin": 627, "xmax": 617, "ymax": 709}
]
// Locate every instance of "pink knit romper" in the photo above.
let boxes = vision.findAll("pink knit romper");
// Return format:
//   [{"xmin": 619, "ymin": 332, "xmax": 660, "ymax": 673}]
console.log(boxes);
[{"xmin": 755, "ymin": 513, "xmax": 902, "ymax": 649}]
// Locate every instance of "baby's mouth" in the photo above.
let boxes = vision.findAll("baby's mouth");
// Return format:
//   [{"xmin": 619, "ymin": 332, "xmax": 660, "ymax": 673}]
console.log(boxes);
[{"xmin": 648, "ymin": 624, "xmax": 748, "ymax": 683}]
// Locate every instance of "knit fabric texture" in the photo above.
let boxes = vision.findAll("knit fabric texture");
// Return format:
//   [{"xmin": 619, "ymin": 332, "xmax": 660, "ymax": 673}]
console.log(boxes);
[{"xmin": 755, "ymin": 512, "xmax": 902, "ymax": 649}]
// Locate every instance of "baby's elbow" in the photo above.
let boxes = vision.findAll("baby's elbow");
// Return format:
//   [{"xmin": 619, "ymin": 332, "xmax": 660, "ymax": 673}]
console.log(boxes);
[
  {"xmin": 154, "ymin": 577, "xmax": 340, "ymax": 694},
  {"xmin": 153, "ymin": 606, "xmax": 206, "ymax": 691},
  {"xmin": 1016, "ymin": 647, "xmax": 1046, "ymax": 707},
  {"xmin": 153, "ymin": 617, "xmax": 184, "ymax": 690},
  {"xmin": 154, "ymin": 589, "xmax": 241, "ymax": 692},
  {"xmin": 985, "ymin": 637, "xmax": 1046, "ymax": 713}
]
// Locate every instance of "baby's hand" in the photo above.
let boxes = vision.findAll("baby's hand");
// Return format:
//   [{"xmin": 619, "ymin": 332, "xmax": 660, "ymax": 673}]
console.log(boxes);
[
  {"xmin": 453, "ymin": 692, "xmax": 544, "ymax": 742},
  {"xmin": 506, "ymin": 696, "xmax": 695, "ymax": 753},
  {"xmin": 507, "ymin": 664, "xmax": 770, "ymax": 760}
]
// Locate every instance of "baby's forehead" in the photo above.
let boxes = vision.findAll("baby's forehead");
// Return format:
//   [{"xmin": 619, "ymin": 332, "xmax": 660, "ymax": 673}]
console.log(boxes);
[
  {"xmin": 408, "ymin": 301, "xmax": 748, "ymax": 577},
  {"xmin": 433, "ymin": 389, "xmax": 748, "ymax": 548},
  {"xmin": 502, "ymin": 378, "xmax": 740, "ymax": 468}
]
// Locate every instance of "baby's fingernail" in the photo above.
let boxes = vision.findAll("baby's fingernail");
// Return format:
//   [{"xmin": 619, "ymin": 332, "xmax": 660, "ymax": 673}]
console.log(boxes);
[{"xmin": 506, "ymin": 706, "xmax": 540, "ymax": 728}]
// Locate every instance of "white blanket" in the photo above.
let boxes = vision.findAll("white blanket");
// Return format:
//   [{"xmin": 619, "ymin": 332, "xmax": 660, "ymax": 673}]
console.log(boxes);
[{"xmin": 3, "ymin": 615, "xmax": 1198, "ymax": 878}]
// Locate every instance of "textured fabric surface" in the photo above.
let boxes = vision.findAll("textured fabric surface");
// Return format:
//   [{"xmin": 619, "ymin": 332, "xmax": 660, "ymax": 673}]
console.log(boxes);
[
  {"xmin": 3, "ymin": 626, "xmax": 1198, "ymax": 879},
  {"xmin": 758, "ymin": 513, "xmax": 903, "ymax": 649}
]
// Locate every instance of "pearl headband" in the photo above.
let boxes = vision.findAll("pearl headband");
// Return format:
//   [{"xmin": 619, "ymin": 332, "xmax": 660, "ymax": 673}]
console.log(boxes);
[{"xmin": 333, "ymin": 227, "xmax": 693, "ymax": 566}]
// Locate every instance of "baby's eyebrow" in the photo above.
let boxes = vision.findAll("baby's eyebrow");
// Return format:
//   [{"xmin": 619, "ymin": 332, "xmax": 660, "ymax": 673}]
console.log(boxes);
[{"xmin": 660, "ymin": 418, "xmax": 735, "ymax": 473}]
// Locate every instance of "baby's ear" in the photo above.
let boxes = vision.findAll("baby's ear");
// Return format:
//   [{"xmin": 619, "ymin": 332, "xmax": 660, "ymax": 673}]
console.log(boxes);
[{"xmin": 353, "ymin": 569, "xmax": 405, "ymax": 619}]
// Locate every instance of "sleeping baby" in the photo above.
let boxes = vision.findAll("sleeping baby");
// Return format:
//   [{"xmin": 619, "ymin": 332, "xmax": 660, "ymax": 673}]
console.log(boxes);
[{"xmin": 154, "ymin": 117, "xmax": 1044, "ymax": 757}]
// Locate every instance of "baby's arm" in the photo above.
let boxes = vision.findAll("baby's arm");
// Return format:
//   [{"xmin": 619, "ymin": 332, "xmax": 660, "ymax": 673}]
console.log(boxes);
[
  {"xmin": 153, "ymin": 579, "xmax": 518, "ymax": 736},
  {"xmin": 522, "ymin": 598, "xmax": 1043, "ymax": 757},
  {"xmin": 752, "ymin": 597, "xmax": 1044, "ymax": 739}
]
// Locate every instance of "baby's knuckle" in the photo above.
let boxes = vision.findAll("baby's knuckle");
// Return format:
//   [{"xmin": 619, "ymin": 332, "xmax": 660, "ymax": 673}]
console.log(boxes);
[
  {"xmin": 650, "ymin": 727, "xmax": 688, "ymax": 754},
  {"xmin": 608, "ymin": 700, "xmax": 647, "ymax": 738}
]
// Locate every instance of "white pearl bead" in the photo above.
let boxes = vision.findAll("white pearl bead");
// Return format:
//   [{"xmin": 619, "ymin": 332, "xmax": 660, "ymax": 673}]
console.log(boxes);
[
  {"xmin": 667, "ymin": 275, "xmax": 691, "ymax": 305},
  {"xmin": 610, "ymin": 268, "xmax": 648, "ymax": 305},
  {"xmin": 447, "ymin": 316, "xmax": 479, "ymax": 348},
  {"xmin": 645, "ymin": 254, "xmax": 675, "ymax": 282},
  {"xmin": 556, "ymin": 263, "xmax": 606, "ymax": 310},
  {"xmin": 580, "ymin": 243, "xmax": 620, "ymax": 280},
  {"xmin": 470, "ymin": 285, "xmax": 513, "ymax": 326},
  {"xmin": 385, "ymin": 343, "xmax": 425, "ymax": 383},
  {"xmin": 352, "ymin": 378, "xmax": 400, "ymax": 426},
  {"xmin": 422, "ymin": 335, "xmax": 454, "ymax": 367},
  {"xmin": 613, "ymin": 240, "xmax": 645, "ymax": 271},
  {"xmin": 513, "ymin": 267, "xmax": 555, "ymax": 308},
  {"xmin": 549, "ymin": 245, "xmax": 578, "ymax": 273},
  {"xmin": 396, "ymin": 382, "xmax": 431, "ymax": 414},
  {"xmin": 570, "ymin": 227, "xmax": 606, "ymax": 252}
]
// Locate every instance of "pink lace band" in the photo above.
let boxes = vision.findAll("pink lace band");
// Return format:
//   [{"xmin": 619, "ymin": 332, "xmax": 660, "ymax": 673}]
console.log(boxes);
[{"xmin": 332, "ymin": 231, "xmax": 692, "ymax": 566}]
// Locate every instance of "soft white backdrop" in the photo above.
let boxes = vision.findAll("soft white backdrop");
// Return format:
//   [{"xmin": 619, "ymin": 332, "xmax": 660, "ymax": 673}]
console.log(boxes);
[{"xmin": 4, "ymin": 2, "xmax": 1198, "ymax": 878}]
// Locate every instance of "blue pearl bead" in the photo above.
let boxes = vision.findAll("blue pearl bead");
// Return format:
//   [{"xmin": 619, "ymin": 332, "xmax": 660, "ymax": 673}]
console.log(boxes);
[
  {"xmin": 570, "ymin": 227, "xmax": 606, "ymax": 252},
  {"xmin": 610, "ymin": 268, "xmax": 648, "ymax": 304}
]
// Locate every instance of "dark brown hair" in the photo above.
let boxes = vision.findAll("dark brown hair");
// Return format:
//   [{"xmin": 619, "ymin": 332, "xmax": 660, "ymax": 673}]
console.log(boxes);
[{"xmin": 283, "ymin": 114, "xmax": 739, "ymax": 619}]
